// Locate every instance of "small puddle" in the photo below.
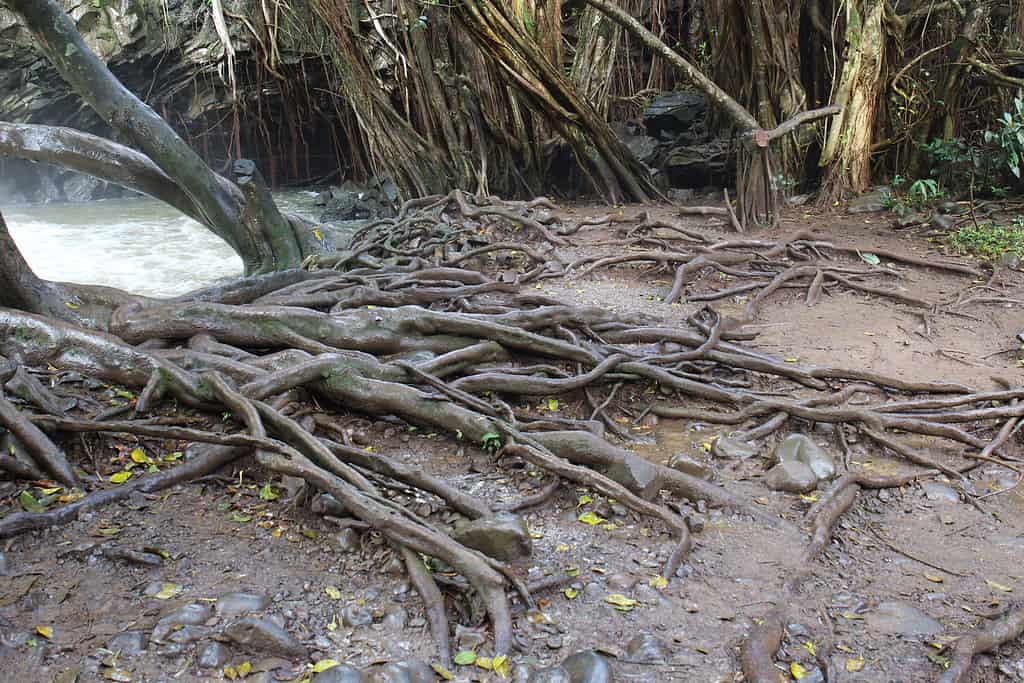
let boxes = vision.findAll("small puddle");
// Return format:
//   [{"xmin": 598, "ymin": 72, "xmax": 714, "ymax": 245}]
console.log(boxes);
[{"xmin": 629, "ymin": 418, "xmax": 720, "ymax": 466}]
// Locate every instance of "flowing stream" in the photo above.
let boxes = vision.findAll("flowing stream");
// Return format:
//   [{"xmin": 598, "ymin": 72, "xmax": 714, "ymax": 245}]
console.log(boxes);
[{"xmin": 4, "ymin": 191, "xmax": 324, "ymax": 297}]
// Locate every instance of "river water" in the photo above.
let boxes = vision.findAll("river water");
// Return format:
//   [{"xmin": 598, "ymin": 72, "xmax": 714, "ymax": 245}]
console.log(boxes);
[{"xmin": 4, "ymin": 191, "xmax": 323, "ymax": 297}]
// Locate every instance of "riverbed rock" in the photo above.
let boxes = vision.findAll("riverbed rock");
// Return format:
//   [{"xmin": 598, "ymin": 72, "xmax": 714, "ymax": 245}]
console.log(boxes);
[
  {"xmin": 215, "ymin": 592, "xmax": 271, "ymax": 620},
  {"xmin": 561, "ymin": 650, "xmax": 614, "ymax": 683},
  {"xmin": 921, "ymin": 481, "xmax": 959, "ymax": 504},
  {"xmin": 453, "ymin": 512, "xmax": 532, "ymax": 562},
  {"xmin": 713, "ymin": 436, "xmax": 758, "ymax": 460},
  {"xmin": 222, "ymin": 617, "xmax": 307, "ymax": 659},
  {"xmin": 108, "ymin": 631, "xmax": 147, "ymax": 656},
  {"xmin": 765, "ymin": 461, "xmax": 818, "ymax": 493},
  {"xmin": 152, "ymin": 602, "xmax": 213, "ymax": 642},
  {"xmin": 529, "ymin": 666, "xmax": 572, "ymax": 683},
  {"xmin": 342, "ymin": 603, "xmax": 373, "ymax": 628},
  {"xmin": 603, "ymin": 457, "xmax": 662, "ymax": 500},
  {"xmin": 667, "ymin": 453, "xmax": 712, "ymax": 480},
  {"xmin": 775, "ymin": 434, "xmax": 836, "ymax": 481},
  {"xmin": 312, "ymin": 663, "xmax": 366, "ymax": 682},
  {"xmin": 381, "ymin": 606, "xmax": 407, "ymax": 630},
  {"xmin": 197, "ymin": 641, "xmax": 231, "ymax": 669},
  {"xmin": 625, "ymin": 633, "xmax": 668, "ymax": 663},
  {"xmin": 866, "ymin": 601, "xmax": 943, "ymax": 636},
  {"xmin": 369, "ymin": 659, "xmax": 434, "ymax": 682}
]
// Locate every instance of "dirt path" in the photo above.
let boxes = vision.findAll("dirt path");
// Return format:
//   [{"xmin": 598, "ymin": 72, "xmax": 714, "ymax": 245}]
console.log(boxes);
[{"xmin": 1, "ymin": 203, "xmax": 1022, "ymax": 683}]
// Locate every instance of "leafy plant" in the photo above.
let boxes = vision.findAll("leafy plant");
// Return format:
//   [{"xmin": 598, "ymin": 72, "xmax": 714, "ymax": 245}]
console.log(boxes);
[
  {"xmin": 908, "ymin": 178, "xmax": 942, "ymax": 203},
  {"xmin": 948, "ymin": 219, "xmax": 1024, "ymax": 260},
  {"xmin": 984, "ymin": 91, "xmax": 1024, "ymax": 181},
  {"xmin": 481, "ymin": 431, "xmax": 502, "ymax": 453}
]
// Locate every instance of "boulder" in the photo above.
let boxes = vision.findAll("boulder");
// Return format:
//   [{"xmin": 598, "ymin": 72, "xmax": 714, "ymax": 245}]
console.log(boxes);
[
  {"xmin": 774, "ymin": 434, "xmax": 836, "ymax": 481},
  {"xmin": 643, "ymin": 91, "xmax": 709, "ymax": 139},
  {"xmin": 453, "ymin": 512, "xmax": 533, "ymax": 562},
  {"xmin": 222, "ymin": 617, "xmax": 307, "ymax": 659},
  {"xmin": 764, "ymin": 461, "xmax": 818, "ymax": 493}
]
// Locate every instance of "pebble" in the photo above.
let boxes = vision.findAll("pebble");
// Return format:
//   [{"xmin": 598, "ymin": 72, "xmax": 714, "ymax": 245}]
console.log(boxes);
[
  {"xmin": 765, "ymin": 460, "xmax": 818, "ymax": 493},
  {"xmin": 453, "ymin": 512, "xmax": 533, "ymax": 562},
  {"xmin": 215, "ymin": 592, "xmax": 272, "ymax": 620},
  {"xmin": 312, "ymin": 664, "xmax": 366, "ymax": 682},
  {"xmin": 529, "ymin": 666, "xmax": 572, "ymax": 683},
  {"xmin": 167, "ymin": 624, "xmax": 210, "ymax": 644},
  {"xmin": 603, "ymin": 457, "xmax": 662, "ymax": 500},
  {"xmin": 605, "ymin": 572, "xmax": 638, "ymax": 592},
  {"xmin": 625, "ymin": 633, "xmax": 667, "ymax": 663},
  {"xmin": 546, "ymin": 635, "xmax": 564, "ymax": 650},
  {"xmin": 331, "ymin": 528, "xmax": 361, "ymax": 553},
  {"xmin": 342, "ymin": 604, "xmax": 374, "ymax": 628},
  {"xmin": 381, "ymin": 606, "xmax": 408, "ymax": 630},
  {"xmin": 921, "ymin": 481, "xmax": 959, "ymax": 504},
  {"xmin": 222, "ymin": 616, "xmax": 308, "ymax": 658},
  {"xmin": 561, "ymin": 650, "xmax": 614, "ymax": 683},
  {"xmin": 865, "ymin": 601, "xmax": 943, "ymax": 636},
  {"xmin": 197, "ymin": 641, "xmax": 231, "ymax": 669},
  {"xmin": 107, "ymin": 631, "xmax": 147, "ymax": 656},
  {"xmin": 369, "ymin": 659, "xmax": 434, "ymax": 682},
  {"xmin": 775, "ymin": 434, "xmax": 836, "ymax": 481},
  {"xmin": 152, "ymin": 603, "xmax": 213, "ymax": 642},
  {"xmin": 712, "ymin": 436, "xmax": 758, "ymax": 460}
]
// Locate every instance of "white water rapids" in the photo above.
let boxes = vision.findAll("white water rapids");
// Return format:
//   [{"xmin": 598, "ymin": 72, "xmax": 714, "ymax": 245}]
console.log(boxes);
[{"xmin": 4, "ymin": 192, "xmax": 323, "ymax": 297}]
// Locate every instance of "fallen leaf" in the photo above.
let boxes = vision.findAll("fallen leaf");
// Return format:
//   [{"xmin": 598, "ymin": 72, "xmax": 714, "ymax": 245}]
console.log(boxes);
[
  {"xmin": 311, "ymin": 660, "xmax": 339, "ymax": 673},
  {"xmin": 325, "ymin": 586, "xmax": 342, "ymax": 600},
  {"xmin": 109, "ymin": 471, "xmax": 132, "ymax": 484},
  {"xmin": 154, "ymin": 583, "xmax": 181, "ymax": 600},
  {"xmin": 101, "ymin": 669, "xmax": 132, "ymax": 682},
  {"xmin": 19, "ymin": 490, "xmax": 47, "ymax": 513},
  {"xmin": 605, "ymin": 593, "xmax": 638, "ymax": 611},
  {"xmin": 129, "ymin": 448, "xmax": 150, "ymax": 464},
  {"xmin": 236, "ymin": 661, "xmax": 252, "ymax": 677},
  {"xmin": 547, "ymin": 399, "xmax": 559, "ymax": 411},
  {"xmin": 39, "ymin": 486, "xmax": 63, "ymax": 495},
  {"xmin": 231, "ymin": 513, "xmax": 252, "ymax": 523},
  {"xmin": 986, "ymin": 579, "xmax": 1013, "ymax": 592},
  {"xmin": 791, "ymin": 662, "xmax": 807, "ymax": 679},
  {"xmin": 799, "ymin": 492, "xmax": 819, "ymax": 502},
  {"xmin": 454, "ymin": 650, "xmax": 477, "ymax": 666},
  {"xmin": 431, "ymin": 663, "xmax": 455, "ymax": 680},
  {"xmin": 493, "ymin": 654, "xmax": 509, "ymax": 678},
  {"xmin": 924, "ymin": 573, "xmax": 944, "ymax": 583},
  {"xmin": 35, "ymin": 625, "xmax": 53, "ymax": 639},
  {"xmin": 860, "ymin": 252, "xmax": 881, "ymax": 266},
  {"xmin": 563, "ymin": 587, "xmax": 578, "ymax": 599},
  {"xmin": 259, "ymin": 484, "xmax": 279, "ymax": 501},
  {"xmin": 846, "ymin": 656, "xmax": 865, "ymax": 672},
  {"xmin": 578, "ymin": 511, "xmax": 606, "ymax": 526},
  {"xmin": 649, "ymin": 575, "xmax": 668, "ymax": 590},
  {"xmin": 804, "ymin": 641, "xmax": 816, "ymax": 656},
  {"xmin": 475, "ymin": 656, "xmax": 494, "ymax": 671},
  {"xmin": 577, "ymin": 495, "xmax": 593, "ymax": 507}
]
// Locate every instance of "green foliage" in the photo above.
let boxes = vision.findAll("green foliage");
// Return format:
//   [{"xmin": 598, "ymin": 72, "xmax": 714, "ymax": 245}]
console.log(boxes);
[
  {"xmin": 908, "ymin": 178, "xmax": 942, "ymax": 203},
  {"xmin": 984, "ymin": 91, "xmax": 1024, "ymax": 181},
  {"xmin": 481, "ymin": 431, "xmax": 502, "ymax": 453},
  {"xmin": 881, "ymin": 175, "xmax": 945, "ymax": 213},
  {"xmin": 948, "ymin": 218, "xmax": 1024, "ymax": 260}
]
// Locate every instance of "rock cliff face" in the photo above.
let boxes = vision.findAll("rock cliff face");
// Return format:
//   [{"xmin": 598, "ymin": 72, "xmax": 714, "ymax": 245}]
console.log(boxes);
[{"xmin": 0, "ymin": 0, "xmax": 337, "ymax": 203}]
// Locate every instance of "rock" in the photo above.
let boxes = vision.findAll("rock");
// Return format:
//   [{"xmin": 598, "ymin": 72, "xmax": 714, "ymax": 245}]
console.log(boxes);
[
  {"xmin": 455, "ymin": 624, "xmax": 487, "ymax": 651},
  {"xmin": 342, "ymin": 604, "xmax": 373, "ymax": 628},
  {"xmin": 561, "ymin": 651, "xmax": 614, "ymax": 683},
  {"xmin": 786, "ymin": 194, "xmax": 811, "ymax": 207},
  {"xmin": 152, "ymin": 602, "xmax": 213, "ymax": 642},
  {"xmin": 643, "ymin": 91, "xmax": 708, "ymax": 139},
  {"xmin": 108, "ymin": 631, "xmax": 147, "ymax": 656},
  {"xmin": 222, "ymin": 617, "xmax": 307, "ymax": 659},
  {"xmin": 313, "ymin": 664, "xmax": 366, "ymax": 682},
  {"xmin": 930, "ymin": 214, "xmax": 956, "ymax": 231},
  {"xmin": 381, "ymin": 606, "xmax": 407, "ymax": 630},
  {"xmin": 848, "ymin": 188, "xmax": 891, "ymax": 214},
  {"xmin": 796, "ymin": 667, "xmax": 825, "ymax": 683},
  {"xmin": 667, "ymin": 453, "xmax": 712, "ymax": 480},
  {"xmin": 866, "ymin": 601, "xmax": 943, "ymax": 636},
  {"xmin": 998, "ymin": 252, "xmax": 1021, "ymax": 270},
  {"xmin": 215, "ymin": 592, "xmax": 272, "ymax": 620},
  {"xmin": 167, "ymin": 624, "xmax": 211, "ymax": 644},
  {"xmin": 921, "ymin": 481, "xmax": 959, "ymax": 504},
  {"xmin": 311, "ymin": 493, "xmax": 348, "ymax": 517},
  {"xmin": 330, "ymin": 528, "xmax": 361, "ymax": 553},
  {"xmin": 0, "ymin": 551, "xmax": 7, "ymax": 576},
  {"xmin": 453, "ymin": 512, "xmax": 533, "ymax": 562},
  {"xmin": 713, "ymin": 436, "xmax": 758, "ymax": 460},
  {"xmin": 529, "ymin": 666, "xmax": 572, "ymax": 683},
  {"xmin": 625, "ymin": 634, "xmax": 667, "ymax": 663},
  {"xmin": 663, "ymin": 139, "xmax": 732, "ymax": 187},
  {"xmin": 621, "ymin": 134, "xmax": 661, "ymax": 165},
  {"xmin": 668, "ymin": 188, "xmax": 695, "ymax": 202},
  {"xmin": 60, "ymin": 172, "xmax": 102, "ymax": 202},
  {"xmin": 603, "ymin": 456, "xmax": 662, "ymax": 500},
  {"xmin": 369, "ymin": 659, "xmax": 434, "ymax": 682},
  {"xmin": 765, "ymin": 461, "xmax": 818, "ymax": 493},
  {"xmin": 197, "ymin": 641, "xmax": 231, "ymax": 669},
  {"xmin": 775, "ymin": 434, "xmax": 836, "ymax": 481}
]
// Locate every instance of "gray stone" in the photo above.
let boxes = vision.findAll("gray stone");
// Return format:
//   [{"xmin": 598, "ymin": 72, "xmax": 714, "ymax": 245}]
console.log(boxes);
[
  {"xmin": 455, "ymin": 625, "xmax": 487, "ymax": 651},
  {"xmin": 311, "ymin": 493, "xmax": 348, "ymax": 517},
  {"xmin": 605, "ymin": 572, "xmax": 638, "ymax": 592},
  {"xmin": 331, "ymin": 528, "xmax": 361, "ymax": 553},
  {"xmin": 342, "ymin": 604, "xmax": 373, "ymax": 628},
  {"xmin": 775, "ymin": 434, "xmax": 836, "ymax": 481},
  {"xmin": 197, "ymin": 641, "xmax": 231, "ymax": 669},
  {"xmin": 866, "ymin": 601, "xmax": 943, "ymax": 636},
  {"xmin": 622, "ymin": 135, "xmax": 660, "ymax": 165},
  {"xmin": 603, "ymin": 456, "xmax": 662, "ymax": 500},
  {"xmin": 667, "ymin": 453, "xmax": 712, "ymax": 480},
  {"xmin": 0, "ymin": 551, "xmax": 7, "ymax": 576},
  {"xmin": 108, "ymin": 631, "xmax": 147, "ymax": 656},
  {"xmin": 668, "ymin": 188, "xmax": 695, "ymax": 202},
  {"xmin": 453, "ymin": 512, "xmax": 532, "ymax": 562},
  {"xmin": 921, "ymin": 481, "xmax": 959, "ymax": 504},
  {"xmin": 625, "ymin": 634, "xmax": 667, "ymax": 663},
  {"xmin": 222, "ymin": 617, "xmax": 307, "ymax": 659},
  {"xmin": 765, "ymin": 461, "xmax": 818, "ymax": 493},
  {"xmin": 60, "ymin": 173, "xmax": 102, "ymax": 202},
  {"xmin": 998, "ymin": 252, "xmax": 1022, "ymax": 270},
  {"xmin": 529, "ymin": 666, "xmax": 572, "ymax": 683},
  {"xmin": 643, "ymin": 92, "xmax": 708, "ymax": 138},
  {"xmin": 848, "ymin": 189, "xmax": 890, "ymax": 214},
  {"xmin": 167, "ymin": 624, "xmax": 210, "ymax": 644},
  {"xmin": 312, "ymin": 664, "xmax": 366, "ymax": 683},
  {"xmin": 152, "ymin": 602, "xmax": 213, "ymax": 642},
  {"xmin": 215, "ymin": 592, "xmax": 271, "ymax": 619},
  {"xmin": 381, "ymin": 606, "xmax": 407, "ymax": 630},
  {"xmin": 712, "ymin": 436, "xmax": 758, "ymax": 460},
  {"xmin": 561, "ymin": 651, "xmax": 614, "ymax": 683},
  {"xmin": 663, "ymin": 140, "xmax": 732, "ymax": 187},
  {"xmin": 369, "ymin": 659, "xmax": 434, "ymax": 682}
]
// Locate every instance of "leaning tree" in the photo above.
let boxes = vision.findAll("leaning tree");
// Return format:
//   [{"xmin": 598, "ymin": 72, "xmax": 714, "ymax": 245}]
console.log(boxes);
[{"xmin": 2, "ymin": 1, "xmax": 1024, "ymax": 679}]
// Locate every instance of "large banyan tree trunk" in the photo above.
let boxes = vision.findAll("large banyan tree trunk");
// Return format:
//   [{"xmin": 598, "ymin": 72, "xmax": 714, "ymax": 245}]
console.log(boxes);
[{"xmin": 818, "ymin": 0, "xmax": 886, "ymax": 202}]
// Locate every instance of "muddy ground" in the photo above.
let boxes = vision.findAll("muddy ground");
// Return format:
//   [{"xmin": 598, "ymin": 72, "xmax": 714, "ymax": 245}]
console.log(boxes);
[{"xmin": 1, "ymin": 201, "xmax": 1023, "ymax": 683}]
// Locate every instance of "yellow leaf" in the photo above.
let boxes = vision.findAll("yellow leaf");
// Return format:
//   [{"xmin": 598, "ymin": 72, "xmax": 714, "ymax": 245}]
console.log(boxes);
[
  {"xmin": 577, "ymin": 495, "xmax": 593, "ymax": 507},
  {"xmin": 846, "ymin": 656, "xmax": 865, "ymax": 672},
  {"xmin": 237, "ymin": 661, "xmax": 251, "ymax": 677},
  {"xmin": 431, "ymin": 663, "xmax": 455, "ymax": 680},
  {"xmin": 494, "ymin": 654, "xmax": 509, "ymax": 678},
  {"xmin": 986, "ymin": 579, "xmax": 1013, "ymax": 592},
  {"xmin": 578, "ymin": 511, "xmax": 606, "ymax": 526},
  {"xmin": 130, "ymin": 448, "xmax": 150, "ymax": 464},
  {"xmin": 454, "ymin": 650, "xmax": 477, "ymax": 665},
  {"xmin": 109, "ymin": 471, "xmax": 132, "ymax": 484},
  {"xmin": 791, "ymin": 662, "xmax": 807, "ymax": 679},
  {"xmin": 804, "ymin": 641, "xmax": 816, "ymax": 657},
  {"xmin": 605, "ymin": 593, "xmax": 638, "ymax": 610},
  {"xmin": 836, "ymin": 644, "xmax": 855, "ymax": 654},
  {"xmin": 64, "ymin": 301, "xmax": 80, "ymax": 310},
  {"xmin": 555, "ymin": 543, "xmax": 571, "ymax": 552},
  {"xmin": 700, "ymin": 441, "xmax": 712, "ymax": 453},
  {"xmin": 36, "ymin": 625, "xmax": 52, "ymax": 639},
  {"xmin": 649, "ymin": 575, "xmax": 668, "ymax": 590},
  {"xmin": 476, "ymin": 656, "xmax": 494, "ymax": 671},
  {"xmin": 224, "ymin": 665, "xmax": 238, "ymax": 680},
  {"xmin": 784, "ymin": 357, "xmax": 799, "ymax": 363},
  {"xmin": 563, "ymin": 587, "xmax": 579, "ymax": 599},
  {"xmin": 313, "ymin": 229, "xmax": 324, "ymax": 241},
  {"xmin": 154, "ymin": 583, "xmax": 181, "ymax": 600},
  {"xmin": 39, "ymin": 486, "xmax": 63, "ymax": 495},
  {"xmin": 799, "ymin": 493, "xmax": 819, "ymax": 502},
  {"xmin": 547, "ymin": 399, "xmax": 559, "ymax": 411},
  {"xmin": 600, "ymin": 523, "xmax": 618, "ymax": 531},
  {"xmin": 311, "ymin": 660, "xmax": 339, "ymax": 673},
  {"xmin": 924, "ymin": 573, "xmax": 944, "ymax": 583},
  {"xmin": 327, "ymin": 614, "xmax": 337, "ymax": 631},
  {"xmin": 325, "ymin": 585, "xmax": 342, "ymax": 600}
]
